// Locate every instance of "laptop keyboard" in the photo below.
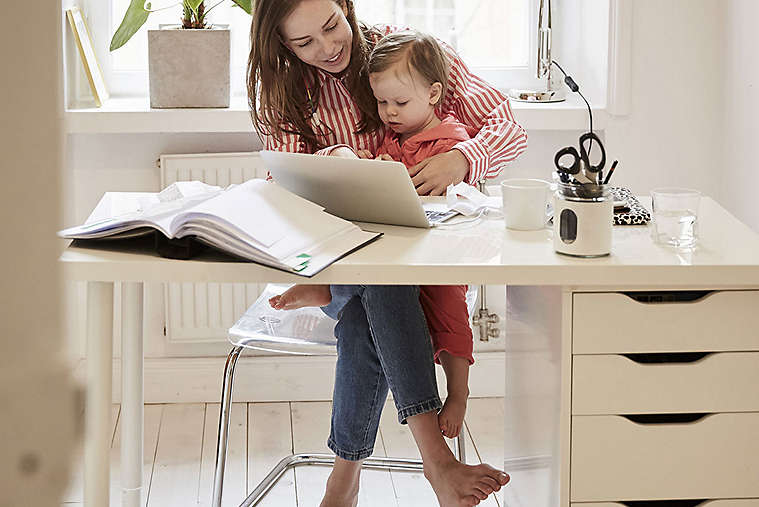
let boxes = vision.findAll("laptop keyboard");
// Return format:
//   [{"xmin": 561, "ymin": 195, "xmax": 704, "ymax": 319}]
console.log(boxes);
[{"xmin": 425, "ymin": 209, "xmax": 458, "ymax": 224}]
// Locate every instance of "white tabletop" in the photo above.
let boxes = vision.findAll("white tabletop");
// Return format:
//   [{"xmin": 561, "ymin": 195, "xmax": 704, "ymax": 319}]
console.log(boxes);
[{"xmin": 60, "ymin": 197, "xmax": 759, "ymax": 287}]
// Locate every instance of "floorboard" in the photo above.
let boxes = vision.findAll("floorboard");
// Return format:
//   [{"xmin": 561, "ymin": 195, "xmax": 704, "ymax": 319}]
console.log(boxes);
[
  {"xmin": 62, "ymin": 398, "xmax": 506, "ymax": 507},
  {"xmin": 147, "ymin": 404, "xmax": 205, "ymax": 506},
  {"xmin": 248, "ymin": 402, "xmax": 297, "ymax": 507}
]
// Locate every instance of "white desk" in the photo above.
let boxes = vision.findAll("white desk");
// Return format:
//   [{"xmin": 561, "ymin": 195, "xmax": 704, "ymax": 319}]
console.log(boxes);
[{"xmin": 61, "ymin": 197, "xmax": 759, "ymax": 506}]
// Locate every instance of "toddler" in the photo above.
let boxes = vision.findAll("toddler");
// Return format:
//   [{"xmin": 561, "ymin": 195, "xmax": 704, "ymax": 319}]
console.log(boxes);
[{"xmin": 270, "ymin": 30, "xmax": 475, "ymax": 439}]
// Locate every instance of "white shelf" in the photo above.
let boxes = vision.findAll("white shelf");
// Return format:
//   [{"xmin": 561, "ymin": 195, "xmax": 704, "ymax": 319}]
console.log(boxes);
[{"xmin": 64, "ymin": 94, "xmax": 607, "ymax": 134}]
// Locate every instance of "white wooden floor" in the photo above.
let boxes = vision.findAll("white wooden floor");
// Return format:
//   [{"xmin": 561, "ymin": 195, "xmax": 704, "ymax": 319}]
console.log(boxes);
[{"xmin": 63, "ymin": 398, "xmax": 506, "ymax": 507}]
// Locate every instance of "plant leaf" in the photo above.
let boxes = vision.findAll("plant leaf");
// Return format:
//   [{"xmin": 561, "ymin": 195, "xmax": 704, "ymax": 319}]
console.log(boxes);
[
  {"xmin": 186, "ymin": 0, "xmax": 204, "ymax": 14},
  {"xmin": 110, "ymin": 0, "xmax": 151, "ymax": 51},
  {"xmin": 230, "ymin": 0, "xmax": 252, "ymax": 14}
]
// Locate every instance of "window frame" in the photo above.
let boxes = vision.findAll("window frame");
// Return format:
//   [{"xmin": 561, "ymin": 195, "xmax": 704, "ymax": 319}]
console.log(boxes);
[{"xmin": 79, "ymin": 0, "xmax": 550, "ymax": 100}]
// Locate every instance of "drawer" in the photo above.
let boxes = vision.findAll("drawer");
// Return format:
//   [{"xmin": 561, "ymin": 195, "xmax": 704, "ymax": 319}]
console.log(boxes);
[
  {"xmin": 571, "ymin": 413, "xmax": 759, "ymax": 502},
  {"xmin": 572, "ymin": 501, "xmax": 759, "ymax": 506},
  {"xmin": 572, "ymin": 352, "xmax": 759, "ymax": 414},
  {"xmin": 573, "ymin": 291, "xmax": 759, "ymax": 354}
]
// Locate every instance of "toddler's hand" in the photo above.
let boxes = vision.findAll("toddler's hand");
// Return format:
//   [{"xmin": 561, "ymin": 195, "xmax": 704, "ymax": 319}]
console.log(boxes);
[{"xmin": 375, "ymin": 154, "xmax": 394, "ymax": 161}]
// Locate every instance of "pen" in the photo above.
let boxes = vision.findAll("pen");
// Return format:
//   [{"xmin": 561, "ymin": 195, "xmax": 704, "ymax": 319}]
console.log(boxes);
[{"xmin": 603, "ymin": 160, "xmax": 619, "ymax": 185}]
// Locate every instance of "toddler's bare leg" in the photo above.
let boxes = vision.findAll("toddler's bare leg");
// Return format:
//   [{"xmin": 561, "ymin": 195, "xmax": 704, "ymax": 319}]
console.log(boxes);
[{"xmin": 438, "ymin": 351, "xmax": 470, "ymax": 438}]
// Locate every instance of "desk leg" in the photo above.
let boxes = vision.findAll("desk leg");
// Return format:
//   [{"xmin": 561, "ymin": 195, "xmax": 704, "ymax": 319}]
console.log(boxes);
[
  {"xmin": 121, "ymin": 282, "xmax": 144, "ymax": 507},
  {"xmin": 503, "ymin": 286, "xmax": 565, "ymax": 507},
  {"xmin": 84, "ymin": 281, "xmax": 114, "ymax": 507}
]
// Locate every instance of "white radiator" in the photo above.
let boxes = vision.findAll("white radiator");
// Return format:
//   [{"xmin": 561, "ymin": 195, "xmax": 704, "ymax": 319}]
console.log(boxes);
[{"xmin": 159, "ymin": 152, "xmax": 268, "ymax": 343}]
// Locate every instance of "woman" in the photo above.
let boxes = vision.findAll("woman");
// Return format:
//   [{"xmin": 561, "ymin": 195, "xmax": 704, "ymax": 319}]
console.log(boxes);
[{"xmin": 248, "ymin": 1, "xmax": 527, "ymax": 505}]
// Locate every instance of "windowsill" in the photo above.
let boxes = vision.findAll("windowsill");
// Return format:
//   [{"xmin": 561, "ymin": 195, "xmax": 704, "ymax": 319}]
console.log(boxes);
[{"xmin": 64, "ymin": 93, "xmax": 606, "ymax": 134}]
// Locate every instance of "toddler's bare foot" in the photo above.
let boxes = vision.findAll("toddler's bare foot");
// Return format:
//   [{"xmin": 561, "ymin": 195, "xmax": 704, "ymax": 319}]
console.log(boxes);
[
  {"xmin": 424, "ymin": 458, "xmax": 509, "ymax": 507},
  {"xmin": 269, "ymin": 284, "xmax": 332, "ymax": 311},
  {"xmin": 439, "ymin": 392, "xmax": 468, "ymax": 438}
]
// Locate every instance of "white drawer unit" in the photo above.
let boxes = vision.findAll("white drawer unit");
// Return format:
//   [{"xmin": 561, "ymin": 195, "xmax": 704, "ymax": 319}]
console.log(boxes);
[
  {"xmin": 505, "ymin": 285, "xmax": 759, "ymax": 507},
  {"xmin": 570, "ymin": 412, "xmax": 759, "ymax": 502},
  {"xmin": 572, "ymin": 351, "xmax": 759, "ymax": 414},
  {"xmin": 569, "ymin": 289, "xmax": 759, "ymax": 505},
  {"xmin": 573, "ymin": 290, "xmax": 759, "ymax": 354}
]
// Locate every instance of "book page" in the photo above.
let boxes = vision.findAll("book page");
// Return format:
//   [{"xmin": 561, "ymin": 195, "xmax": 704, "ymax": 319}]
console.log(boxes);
[
  {"xmin": 83, "ymin": 192, "xmax": 159, "ymax": 225},
  {"xmin": 172, "ymin": 179, "xmax": 328, "ymax": 248},
  {"xmin": 59, "ymin": 189, "xmax": 220, "ymax": 239}
]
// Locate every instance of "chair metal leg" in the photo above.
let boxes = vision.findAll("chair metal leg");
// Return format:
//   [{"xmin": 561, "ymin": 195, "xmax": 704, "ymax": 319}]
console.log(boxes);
[
  {"xmin": 240, "ymin": 450, "xmax": 550, "ymax": 506},
  {"xmin": 212, "ymin": 346, "xmax": 244, "ymax": 507},
  {"xmin": 454, "ymin": 433, "xmax": 466, "ymax": 463},
  {"xmin": 212, "ymin": 347, "xmax": 486, "ymax": 507},
  {"xmin": 240, "ymin": 453, "xmax": 426, "ymax": 507},
  {"xmin": 240, "ymin": 435, "xmax": 465, "ymax": 506}
]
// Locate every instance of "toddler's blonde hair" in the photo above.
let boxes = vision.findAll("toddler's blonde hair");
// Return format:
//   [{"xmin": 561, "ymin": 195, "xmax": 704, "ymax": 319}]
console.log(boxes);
[{"xmin": 368, "ymin": 30, "xmax": 449, "ymax": 105}]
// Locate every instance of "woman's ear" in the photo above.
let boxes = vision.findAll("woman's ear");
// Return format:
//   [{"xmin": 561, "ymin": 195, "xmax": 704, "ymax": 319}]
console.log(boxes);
[{"xmin": 429, "ymin": 82, "xmax": 443, "ymax": 106}]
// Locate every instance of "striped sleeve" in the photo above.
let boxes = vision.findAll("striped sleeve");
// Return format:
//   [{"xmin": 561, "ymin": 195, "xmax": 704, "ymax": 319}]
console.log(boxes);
[
  {"xmin": 441, "ymin": 44, "xmax": 528, "ymax": 184},
  {"xmin": 258, "ymin": 124, "xmax": 306, "ymax": 180},
  {"xmin": 260, "ymin": 122, "xmax": 354, "ymax": 160},
  {"xmin": 261, "ymin": 126, "xmax": 305, "ymax": 154},
  {"xmin": 260, "ymin": 124, "xmax": 351, "ymax": 157}
]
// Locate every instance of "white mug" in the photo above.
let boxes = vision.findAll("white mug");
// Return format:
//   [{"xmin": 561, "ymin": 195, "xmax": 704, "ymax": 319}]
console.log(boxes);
[{"xmin": 501, "ymin": 178, "xmax": 552, "ymax": 230}]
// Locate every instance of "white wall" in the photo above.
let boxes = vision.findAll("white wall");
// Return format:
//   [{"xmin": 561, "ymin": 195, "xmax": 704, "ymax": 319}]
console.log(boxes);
[
  {"xmin": 721, "ymin": 0, "xmax": 759, "ymax": 231},
  {"xmin": 602, "ymin": 0, "xmax": 725, "ymax": 198}
]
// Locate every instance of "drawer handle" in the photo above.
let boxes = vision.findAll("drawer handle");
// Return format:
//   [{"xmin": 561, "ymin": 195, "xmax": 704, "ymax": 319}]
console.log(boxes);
[
  {"xmin": 622, "ymin": 413, "xmax": 709, "ymax": 425},
  {"xmin": 622, "ymin": 352, "xmax": 711, "ymax": 364},
  {"xmin": 621, "ymin": 290, "xmax": 713, "ymax": 303},
  {"xmin": 618, "ymin": 501, "xmax": 710, "ymax": 506}
]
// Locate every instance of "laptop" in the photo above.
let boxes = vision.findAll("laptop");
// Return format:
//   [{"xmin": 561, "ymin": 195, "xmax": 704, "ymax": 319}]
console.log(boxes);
[{"xmin": 260, "ymin": 150, "xmax": 458, "ymax": 228}]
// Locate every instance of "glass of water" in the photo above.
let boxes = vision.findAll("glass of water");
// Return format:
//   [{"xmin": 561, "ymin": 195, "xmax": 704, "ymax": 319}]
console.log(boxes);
[{"xmin": 650, "ymin": 188, "xmax": 701, "ymax": 247}]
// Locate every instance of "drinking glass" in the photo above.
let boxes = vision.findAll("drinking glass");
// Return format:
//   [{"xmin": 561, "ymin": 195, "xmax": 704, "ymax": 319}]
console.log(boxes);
[{"xmin": 650, "ymin": 187, "xmax": 701, "ymax": 248}]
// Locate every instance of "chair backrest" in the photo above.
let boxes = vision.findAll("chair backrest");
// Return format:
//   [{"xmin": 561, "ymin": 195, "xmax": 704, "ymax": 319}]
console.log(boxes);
[{"xmin": 229, "ymin": 284, "xmax": 479, "ymax": 355}]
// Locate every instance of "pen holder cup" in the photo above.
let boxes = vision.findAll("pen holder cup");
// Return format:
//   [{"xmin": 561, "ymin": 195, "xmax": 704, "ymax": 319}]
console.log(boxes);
[{"xmin": 553, "ymin": 182, "xmax": 612, "ymax": 257}]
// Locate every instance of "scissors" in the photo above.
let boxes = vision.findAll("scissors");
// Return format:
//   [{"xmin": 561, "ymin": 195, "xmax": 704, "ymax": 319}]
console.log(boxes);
[{"xmin": 554, "ymin": 132, "xmax": 606, "ymax": 184}]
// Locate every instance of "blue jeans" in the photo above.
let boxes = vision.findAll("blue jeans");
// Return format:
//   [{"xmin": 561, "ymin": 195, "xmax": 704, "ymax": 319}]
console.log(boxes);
[{"xmin": 321, "ymin": 285, "xmax": 442, "ymax": 461}]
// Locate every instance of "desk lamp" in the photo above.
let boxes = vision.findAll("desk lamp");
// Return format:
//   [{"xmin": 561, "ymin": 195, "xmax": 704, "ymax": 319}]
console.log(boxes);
[{"xmin": 508, "ymin": 0, "xmax": 566, "ymax": 103}]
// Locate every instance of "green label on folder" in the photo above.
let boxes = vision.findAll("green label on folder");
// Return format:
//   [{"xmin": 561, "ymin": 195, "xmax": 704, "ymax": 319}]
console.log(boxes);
[{"xmin": 292, "ymin": 253, "xmax": 312, "ymax": 272}]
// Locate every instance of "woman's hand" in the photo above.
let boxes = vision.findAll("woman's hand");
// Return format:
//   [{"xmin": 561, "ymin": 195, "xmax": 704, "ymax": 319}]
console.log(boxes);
[
  {"xmin": 356, "ymin": 149, "xmax": 373, "ymax": 159},
  {"xmin": 409, "ymin": 149, "xmax": 470, "ymax": 196}
]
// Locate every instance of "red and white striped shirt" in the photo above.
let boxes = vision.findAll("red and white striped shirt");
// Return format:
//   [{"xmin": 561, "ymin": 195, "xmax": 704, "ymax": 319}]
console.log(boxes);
[{"xmin": 260, "ymin": 26, "xmax": 528, "ymax": 184}]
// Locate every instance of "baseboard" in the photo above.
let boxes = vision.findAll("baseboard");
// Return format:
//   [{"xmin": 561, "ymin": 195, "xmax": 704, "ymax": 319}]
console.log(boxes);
[{"xmin": 72, "ymin": 351, "xmax": 506, "ymax": 404}]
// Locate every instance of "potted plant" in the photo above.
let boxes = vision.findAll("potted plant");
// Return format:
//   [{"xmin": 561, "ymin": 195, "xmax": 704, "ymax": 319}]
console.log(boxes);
[{"xmin": 110, "ymin": 0, "xmax": 252, "ymax": 108}]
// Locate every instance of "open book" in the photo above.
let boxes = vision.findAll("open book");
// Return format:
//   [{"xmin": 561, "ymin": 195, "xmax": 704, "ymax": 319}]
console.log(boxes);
[{"xmin": 58, "ymin": 179, "xmax": 382, "ymax": 277}]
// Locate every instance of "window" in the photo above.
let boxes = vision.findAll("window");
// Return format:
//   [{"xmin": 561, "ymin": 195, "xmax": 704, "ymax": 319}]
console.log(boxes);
[
  {"xmin": 355, "ymin": 0, "xmax": 529, "ymax": 70},
  {"xmin": 84, "ymin": 0, "xmax": 538, "ymax": 100},
  {"xmin": 356, "ymin": 0, "xmax": 538, "ymax": 90}
]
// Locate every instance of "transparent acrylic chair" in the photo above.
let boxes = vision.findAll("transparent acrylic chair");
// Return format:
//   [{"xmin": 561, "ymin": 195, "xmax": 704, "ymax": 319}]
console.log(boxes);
[{"xmin": 212, "ymin": 284, "xmax": 478, "ymax": 507}]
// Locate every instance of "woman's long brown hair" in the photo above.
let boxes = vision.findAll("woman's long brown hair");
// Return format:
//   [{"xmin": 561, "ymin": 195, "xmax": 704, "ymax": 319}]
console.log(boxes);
[{"xmin": 248, "ymin": 0, "xmax": 382, "ymax": 152}]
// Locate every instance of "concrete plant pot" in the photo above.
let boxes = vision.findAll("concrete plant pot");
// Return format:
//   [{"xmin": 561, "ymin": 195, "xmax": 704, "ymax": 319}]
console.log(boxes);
[{"xmin": 148, "ymin": 26, "xmax": 230, "ymax": 108}]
